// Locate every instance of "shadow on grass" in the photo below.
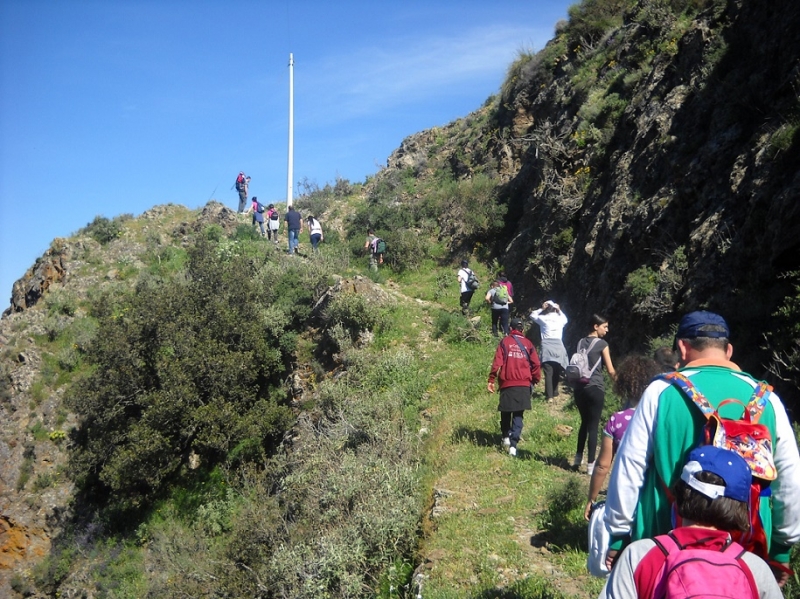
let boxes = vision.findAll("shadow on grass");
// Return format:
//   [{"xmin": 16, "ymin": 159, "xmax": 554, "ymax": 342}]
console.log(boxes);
[
  {"xmin": 452, "ymin": 426, "xmax": 500, "ymax": 448},
  {"xmin": 533, "ymin": 453, "xmax": 578, "ymax": 472},
  {"xmin": 468, "ymin": 575, "xmax": 569, "ymax": 599}
]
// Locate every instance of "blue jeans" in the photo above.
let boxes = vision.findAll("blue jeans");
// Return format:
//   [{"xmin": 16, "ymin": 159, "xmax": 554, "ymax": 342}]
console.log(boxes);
[{"xmin": 288, "ymin": 228, "xmax": 300, "ymax": 253}]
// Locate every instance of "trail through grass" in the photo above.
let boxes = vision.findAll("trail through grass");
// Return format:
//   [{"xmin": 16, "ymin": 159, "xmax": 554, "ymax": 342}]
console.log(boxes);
[{"xmin": 386, "ymin": 265, "xmax": 607, "ymax": 598}]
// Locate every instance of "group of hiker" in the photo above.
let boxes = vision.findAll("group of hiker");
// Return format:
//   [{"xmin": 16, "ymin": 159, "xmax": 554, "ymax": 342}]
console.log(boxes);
[
  {"xmin": 234, "ymin": 171, "xmax": 324, "ymax": 255},
  {"xmin": 479, "ymin": 267, "xmax": 800, "ymax": 597}
]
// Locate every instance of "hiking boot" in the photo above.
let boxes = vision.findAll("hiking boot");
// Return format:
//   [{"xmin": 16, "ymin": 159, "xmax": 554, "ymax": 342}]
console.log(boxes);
[
  {"xmin": 502, "ymin": 437, "xmax": 511, "ymax": 448},
  {"xmin": 509, "ymin": 447, "xmax": 517, "ymax": 457}
]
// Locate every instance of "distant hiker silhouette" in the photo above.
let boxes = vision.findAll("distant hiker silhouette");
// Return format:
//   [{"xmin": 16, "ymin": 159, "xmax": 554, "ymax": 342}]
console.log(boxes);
[{"xmin": 235, "ymin": 171, "xmax": 251, "ymax": 213}]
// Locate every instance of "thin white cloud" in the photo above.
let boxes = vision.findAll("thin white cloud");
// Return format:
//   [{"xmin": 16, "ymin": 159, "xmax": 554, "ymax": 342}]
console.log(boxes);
[{"xmin": 299, "ymin": 24, "xmax": 552, "ymax": 124}]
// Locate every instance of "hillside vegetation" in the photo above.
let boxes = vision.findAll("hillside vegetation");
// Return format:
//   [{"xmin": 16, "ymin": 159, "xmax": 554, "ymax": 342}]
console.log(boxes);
[{"xmin": 3, "ymin": 0, "xmax": 800, "ymax": 597}]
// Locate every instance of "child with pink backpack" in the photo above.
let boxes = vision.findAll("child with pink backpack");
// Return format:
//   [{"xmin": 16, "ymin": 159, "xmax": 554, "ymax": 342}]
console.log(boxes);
[{"xmin": 599, "ymin": 445, "xmax": 782, "ymax": 599}]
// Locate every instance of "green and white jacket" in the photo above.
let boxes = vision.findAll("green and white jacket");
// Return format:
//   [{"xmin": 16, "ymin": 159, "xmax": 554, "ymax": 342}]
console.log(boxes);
[{"xmin": 604, "ymin": 361, "xmax": 800, "ymax": 562}]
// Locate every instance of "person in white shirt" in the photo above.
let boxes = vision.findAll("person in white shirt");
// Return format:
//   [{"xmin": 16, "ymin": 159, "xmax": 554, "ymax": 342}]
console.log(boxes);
[
  {"xmin": 306, "ymin": 216, "xmax": 324, "ymax": 253},
  {"xmin": 457, "ymin": 260, "xmax": 476, "ymax": 315},
  {"xmin": 529, "ymin": 300, "xmax": 569, "ymax": 401}
]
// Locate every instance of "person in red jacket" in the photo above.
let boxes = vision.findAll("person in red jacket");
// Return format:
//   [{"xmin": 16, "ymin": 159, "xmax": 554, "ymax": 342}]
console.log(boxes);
[{"xmin": 487, "ymin": 318, "xmax": 541, "ymax": 457}]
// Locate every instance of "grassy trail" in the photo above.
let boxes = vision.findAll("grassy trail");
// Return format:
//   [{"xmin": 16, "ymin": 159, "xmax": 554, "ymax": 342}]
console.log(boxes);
[{"xmin": 386, "ymin": 267, "xmax": 606, "ymax": 598}]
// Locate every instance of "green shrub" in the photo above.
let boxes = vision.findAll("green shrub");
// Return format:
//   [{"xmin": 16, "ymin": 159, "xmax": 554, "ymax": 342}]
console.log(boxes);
[
  {"xmin": 433, "ymin": 310, "xmax": 483, "ymax": 344},
  {"xmin": 323, "ymin": 292, "xmax": 386, "ymax": 335},
  {"xmin": 65, "ymin": 239, "xmax": 296, "ymax": 518},
  {"xmin": 232, "ymin": 223, "xmax": 262, "ymax": 241},
  {"xmin": 295, "ymin": 177, "xmax": 335, "ymax": 217},
  {"xmin": 535, "ymin": 478, "xmax": 587, "ymax": 551},
  {"xmin": 80, "ymin": 215, "xmax": 124, "ymax": 244},
  {"xmin": 565, "ymin": 0, "xmax": 631, "ymax": 49},
  {"xmin": 56, "ymin": 345, "xmax": 80, "ymax": 372}
]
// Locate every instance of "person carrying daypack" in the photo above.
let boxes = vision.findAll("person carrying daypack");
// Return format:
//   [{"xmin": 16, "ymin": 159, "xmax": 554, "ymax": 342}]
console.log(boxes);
[
  {"xmin": 251, "ymin": 197, "xmax": 265, "ymax": 237},
  {"xmin": 571, "ymin": 314, "xmax": 616, "ymax": 475},
  {"xmin": 603, "ymin": 311, "xmax": 800, "ymax": 586},
  {"xmin": 485, "ymin": 281, "xmax": 513, "ymax": 337},
  {"xmin": 565, "ymin": 337, "xmax": 602, "ymax": 388},
  {"xmin": 235, "ymin": 171, "xmax": 251, "ymax": 213},
  {"xmin": 364, "ymin": 229, "xmax": 384, "ymax": 271},
  {"xmin": 266, "ymin": 204, "xmax": 280, "ymax": 243},
  {"xmin": 457, "ymin": 260, "xmax": 478, "ymax": 315},
  {"xmin": 599, "ymin": 446, "xmax": 782, "ymax": 599}
]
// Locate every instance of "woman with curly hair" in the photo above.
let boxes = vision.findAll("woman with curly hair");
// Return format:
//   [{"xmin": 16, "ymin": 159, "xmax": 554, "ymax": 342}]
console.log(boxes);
[{"xmin": 584, "ymin": 354, "xmax": 662, "ymax": 520}]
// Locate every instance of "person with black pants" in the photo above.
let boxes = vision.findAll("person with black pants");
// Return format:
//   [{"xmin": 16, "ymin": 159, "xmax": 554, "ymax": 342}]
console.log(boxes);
[{"xmin": 573, "ymin": 314, "xmax": 616, "ymax": 475}]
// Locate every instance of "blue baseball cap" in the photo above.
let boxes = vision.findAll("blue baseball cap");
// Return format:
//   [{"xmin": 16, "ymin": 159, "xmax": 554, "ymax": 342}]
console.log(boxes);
[
  {"xmin": 680, "ymin": 446, "xmax": 750, "ymax": 503},
  {"xmin": 676, "ymin": 311, "xmax": 730, "ymax": 340}
]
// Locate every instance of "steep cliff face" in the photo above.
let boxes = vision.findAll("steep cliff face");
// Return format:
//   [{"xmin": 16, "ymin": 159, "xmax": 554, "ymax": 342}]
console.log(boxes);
[{"xmin": 380, "ymin": 0, "xmax": 800, "ymax": 403}]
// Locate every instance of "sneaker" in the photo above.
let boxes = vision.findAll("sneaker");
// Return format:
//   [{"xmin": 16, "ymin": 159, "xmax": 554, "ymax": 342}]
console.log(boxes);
[
  {"xmin": 509, "ymin": 447, "xmax": 517, "ymax": 457},
  {"xmin": 587, "ymin": 461, "xmax": 595, "ymax": 476},
  {"xmin": 502, "ymin": 437, "xmax": 511, "ymax": 448},
  {"xmin": 572, "ymin": 453, "xmax": 583, "ymax": 469}
]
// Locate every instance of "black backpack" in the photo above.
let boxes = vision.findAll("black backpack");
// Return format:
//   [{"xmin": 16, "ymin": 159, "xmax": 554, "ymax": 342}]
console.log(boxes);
[{"xmin": 269, "ymin": 210, "xmax": 279, "ymax": 221}]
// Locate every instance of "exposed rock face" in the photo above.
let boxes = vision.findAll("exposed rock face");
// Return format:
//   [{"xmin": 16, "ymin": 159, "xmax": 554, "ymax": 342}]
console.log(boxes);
[
  {"xmin": 373, "ymin": 0, "xmax": 800, "ymax": 403},
  {"xmin": 5, "ymin": 240, "xmax": 69, "ymax": 316}
]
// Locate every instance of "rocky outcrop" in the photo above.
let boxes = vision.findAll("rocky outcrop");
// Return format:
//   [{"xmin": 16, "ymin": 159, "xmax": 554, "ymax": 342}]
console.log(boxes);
[
  {"xmin": 372, "ymin": 0, "xmax": 800, "ymax": 405},
  {"xmin": 5, "ymin": 240, "xmax": 69, "ymax": 316}
]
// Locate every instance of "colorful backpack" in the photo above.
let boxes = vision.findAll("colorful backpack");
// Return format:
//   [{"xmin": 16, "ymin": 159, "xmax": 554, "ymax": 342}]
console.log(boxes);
[
  {"xmin": 658, "ymin": 371, "xmax": 776, "ymax": 560},
  {"xmin": 650, "ymin": 532, "xmax": 757, "ymax": 599}
]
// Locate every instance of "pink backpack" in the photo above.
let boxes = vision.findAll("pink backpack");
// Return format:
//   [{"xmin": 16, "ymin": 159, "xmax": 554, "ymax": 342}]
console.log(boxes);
[{"xmin": 651, "ymin": 533, "xmax": 757, "ymax": 599}]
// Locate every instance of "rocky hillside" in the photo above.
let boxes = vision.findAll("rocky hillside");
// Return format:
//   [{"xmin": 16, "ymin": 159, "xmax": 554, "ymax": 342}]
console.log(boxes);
[
  {"xmin": 3, "ymin": 0, "xmax": 800, "ymax": 596},
  {"xmin": 377, "ymin": 0, "xmax": 800, "ymax": 407}
]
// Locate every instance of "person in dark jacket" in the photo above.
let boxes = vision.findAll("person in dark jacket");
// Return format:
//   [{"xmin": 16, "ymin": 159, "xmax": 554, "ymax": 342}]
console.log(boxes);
[
  {"xmin": 487, "ymin": 318, "xmax": 541, "ymax": 456},
  {"xmin": 284, "ymin": 205, "xmax": 303, "ymax": 254}
]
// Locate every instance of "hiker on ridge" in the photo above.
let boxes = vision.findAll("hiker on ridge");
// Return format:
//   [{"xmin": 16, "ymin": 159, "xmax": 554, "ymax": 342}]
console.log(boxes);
[
  {"xmin": 572, "ymin": 314, "xmax": 616, "ymax": 476},
  {"xmin": 306, "ymin": 215, "xmax": 323, "ymax": 253},
  {"xmin": 603, "ymin": 311, "xmax": 800, "ymax": 585},
  {"xmin": 266, "ymin": 204, "xmax": 280, "ymax": 243},
  {"xmin": 284, "ymin": 205, "xmax": 303, "ymax": 254},
  {"xmin": 529, "ymin": 300, "xmax": 568, "ymax": 402},
  {"xmin": 487, "ymin": 317, "xmax": 541, "ymax": 457},
  {"xmin": 252, "ymin": 197, "xmax": 265, "ymax": 237},
  {"xmin": 235, "ymin": 171, "xmax": 251, "ymax": 213}
]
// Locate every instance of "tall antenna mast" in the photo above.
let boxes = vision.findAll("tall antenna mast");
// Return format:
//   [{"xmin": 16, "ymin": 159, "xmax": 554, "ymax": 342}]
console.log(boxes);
[{"xmin": 286, "ymin": 53, "xmax": 294, "ymax": 207}]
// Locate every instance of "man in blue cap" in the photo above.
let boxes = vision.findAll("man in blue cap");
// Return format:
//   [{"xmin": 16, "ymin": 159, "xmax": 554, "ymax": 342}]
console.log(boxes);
[{"xmin": 603, "ymin": 311, "xmax": 800, "ymax": 586}]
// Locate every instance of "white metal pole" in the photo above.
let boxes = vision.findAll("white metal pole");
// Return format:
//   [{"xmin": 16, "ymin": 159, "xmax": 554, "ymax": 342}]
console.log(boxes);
[{"xmin": 287, "ymin": 53, "xmax": 294, "ymax": 207}]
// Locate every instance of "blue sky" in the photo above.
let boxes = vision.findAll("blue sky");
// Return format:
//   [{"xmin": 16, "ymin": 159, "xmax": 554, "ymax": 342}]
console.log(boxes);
[{"xmin": 0, "ymin": 0, "xmax": 574, "ymax": 303}]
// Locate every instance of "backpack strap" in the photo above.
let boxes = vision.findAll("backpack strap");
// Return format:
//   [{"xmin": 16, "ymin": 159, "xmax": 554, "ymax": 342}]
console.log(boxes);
[
  {"xmin": 511, "ymin": 335, "xmax": 530, "ymax": 361},
  {"xmin": 745, "ymin": 381, "xmax": 770, "ymax": 424},
  {"xmin": 659, "ymin": 371, "xmax": 717, "ymax": 418},
  {"xmin": 580, "ymin": 337, "xmax": 603, "ymax": 376},
  {"xmin": 653, "ymin": 532, "xmax": 681, "ymax": 557},
  {"xmin": 660, "ymin": 372, "xmax": 771, "ymax": 424},
  {"xmin": 722, "ymin": 541, "xmax": 759, "ymax": 599}
]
